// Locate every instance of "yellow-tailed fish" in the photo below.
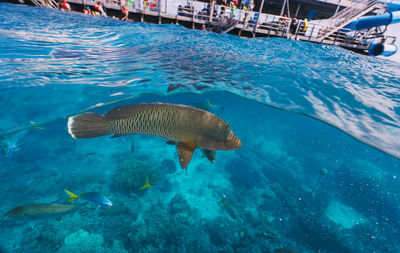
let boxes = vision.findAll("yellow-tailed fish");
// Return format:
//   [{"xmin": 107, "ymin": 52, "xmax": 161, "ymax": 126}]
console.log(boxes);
[
  {"xmin": 139, "ymin": 176, "xmax": 155, "ymax": 190},
  {"xmin": 67, "ymin": 103, "xmax": 241, "ymax": 168},
  {"xmin": 64, "ymin": 190, "xmax": 112, "ymax": 206}
]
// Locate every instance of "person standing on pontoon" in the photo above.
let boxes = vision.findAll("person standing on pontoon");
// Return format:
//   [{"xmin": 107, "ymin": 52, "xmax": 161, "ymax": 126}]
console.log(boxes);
[
  {"xmin": 58, "ymin": 0, "xmax": 71, "ymax": 11},
  {"xmin": 93, "ymin": 1, "xmax": 107, "ymax": 16},
  {"xmin": 121, "ymin": 5, "xmax": 129, "ymax": 21}
]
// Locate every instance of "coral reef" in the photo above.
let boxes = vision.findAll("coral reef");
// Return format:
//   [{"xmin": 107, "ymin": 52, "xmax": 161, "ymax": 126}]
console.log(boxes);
[
  {"xmin": 57, "ymin": 229, "xmax": 127, "ymax": 253},
  {"xmin": 111, "ymin": 158, "xmax": 158, "ymax": 194},
  {"xmin": 159, "ymin": 159, "xmax": 176, "ymax": 174},
  {"xmin": 224, "ymin": 158, "xmax": 263, "ymax": 190}
]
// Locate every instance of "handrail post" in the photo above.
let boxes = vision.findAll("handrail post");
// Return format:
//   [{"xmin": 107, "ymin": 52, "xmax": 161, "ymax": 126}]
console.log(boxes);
[
  {"xmin": 294, "ymin": 21, "xmax": 301, "ymax": 40},
  {"xmin": 280, "ymin": 0, "xmax": 287, "ymax": 16},
  {"xmin": 209, "ymin": 0, "xmax": 215, "ymax": 23},
  {"xmin": 308, "ymin": 24, "xmax": 315, "ymax": 41},
  {"xmin": 253, "ymin": 0, "xmax": 265, "ymax": 35},
  {"xmin": 192, "ymin": 0, "xmax": 196, "ymax": 28},
  {"xmin": 158, "ymin": 0, "xmax": 162, "ymax": 23}
]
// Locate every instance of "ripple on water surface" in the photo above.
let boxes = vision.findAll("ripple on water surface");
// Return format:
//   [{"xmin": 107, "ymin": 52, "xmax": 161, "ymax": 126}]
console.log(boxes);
[{"xmin": 0, "ymin": 3, "xmax": 400, "ymax": 159}]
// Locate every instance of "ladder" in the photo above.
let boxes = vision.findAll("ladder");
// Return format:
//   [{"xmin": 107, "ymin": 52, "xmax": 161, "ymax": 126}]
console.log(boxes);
[
  {"xmin": 223, "ymin": 21, "xmax": 237, "ymax": 33},
  {"xmin": 317, "ymin": 0, "xmax": 382, "ymax": 41},
  {"xmin": 30, "ymin": 0, "xmax": 59, "ymax": 9}
]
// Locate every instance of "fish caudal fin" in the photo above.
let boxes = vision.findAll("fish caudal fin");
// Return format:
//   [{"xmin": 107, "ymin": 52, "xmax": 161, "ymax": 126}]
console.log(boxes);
[
  {"xmin": 139, "ymin": 176, "xmax": 154, "ymax": 190},
  {"xmin": 68, "ymin": 112, "xmax": 110, "ymax": 139},
  {"xmin": 64, "ymin": 190, "xmax": 81, "ymax": 202}
]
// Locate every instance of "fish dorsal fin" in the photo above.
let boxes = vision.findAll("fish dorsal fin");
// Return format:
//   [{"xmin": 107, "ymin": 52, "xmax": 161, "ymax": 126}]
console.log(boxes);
[
  {"xmin": 177, "ymin": 142, "xmax": 195, "ymax": 169},
  {"xmin": 64, "ymin": 190, "xmax": 81, "ymax": 202},
  {"xmin": 105, "ymin": 104, "xmax": 148, "ymax": 120},
  {"xmin": 105, "ymin": 103, "xmax": 206, "ymax": 120},
  {"xmin": 201, "ymin": 149, "xmax": 216, "ymax": 163}
]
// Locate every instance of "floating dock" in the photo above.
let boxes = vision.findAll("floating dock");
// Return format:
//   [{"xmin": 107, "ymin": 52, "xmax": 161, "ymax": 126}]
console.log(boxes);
[{"xmin": 5, "ymin": 0, "xmax": 399, "ymax": 56}]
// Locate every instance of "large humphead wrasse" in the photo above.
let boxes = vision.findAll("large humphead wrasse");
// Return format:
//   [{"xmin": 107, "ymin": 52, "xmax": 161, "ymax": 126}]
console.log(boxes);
[{"xmin": 67, "ymin": 103, "xmax": 242, "ymax": 168}]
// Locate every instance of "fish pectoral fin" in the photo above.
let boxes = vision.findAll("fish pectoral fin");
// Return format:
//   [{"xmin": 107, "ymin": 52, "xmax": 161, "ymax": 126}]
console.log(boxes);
[
  {"xmin": 201, "ymin": 149, "xmax": 216, "ymax": 163},
  {"xmin": 177, "ymin": 142, "xmax": 195, "ymax": 169}
]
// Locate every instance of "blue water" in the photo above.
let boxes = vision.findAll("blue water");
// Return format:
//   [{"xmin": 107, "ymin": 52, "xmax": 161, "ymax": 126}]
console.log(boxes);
[{"xmin": 1, "ymin": 3, "xmax": 400, "ymax": 253}]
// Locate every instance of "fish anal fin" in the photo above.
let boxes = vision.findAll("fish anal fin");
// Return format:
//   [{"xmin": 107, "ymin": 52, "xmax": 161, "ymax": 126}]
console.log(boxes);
[
  {"xmin": 177, "ymin": 142, "xmax": 195, "ymax": 169},
  {"xmin": 187, "ymin": 141, "xmax": 197, "ymax": 149}
]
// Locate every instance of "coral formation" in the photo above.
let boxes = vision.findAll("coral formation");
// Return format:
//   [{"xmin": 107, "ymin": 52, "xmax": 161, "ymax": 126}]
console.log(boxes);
[
  {"xmin": 225, "ymin": 158, "xmax": 263, "ymax": 190},
  {"xmin": 57, "ymin": 229, "xmax": 127, "ymax": 253},
  {"xmin": 111, "ymin": 158, "xmax": 158, "ymax": 194},
  {"xmin": 159, "ymin": 159, "xmax": 176, "ymax": 174}
]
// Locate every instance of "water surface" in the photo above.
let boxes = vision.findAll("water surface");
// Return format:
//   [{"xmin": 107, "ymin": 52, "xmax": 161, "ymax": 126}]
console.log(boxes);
[{"xmin": 1, "ymin": 3, "xmax": 400, "ymax": 253}]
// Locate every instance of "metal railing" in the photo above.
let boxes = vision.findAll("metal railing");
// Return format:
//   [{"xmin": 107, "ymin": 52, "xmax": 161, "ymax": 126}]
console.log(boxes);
[
  {"xmin": 30, "ymin": 0, "xmax": 60, "ymax": 9},
  {"xmin": 316, "ymin": 0, "xmax": 381, "ymax": 40},
  {"xmin": 32, "ymin": 0, "xmax": 396, "ymax": 51}
]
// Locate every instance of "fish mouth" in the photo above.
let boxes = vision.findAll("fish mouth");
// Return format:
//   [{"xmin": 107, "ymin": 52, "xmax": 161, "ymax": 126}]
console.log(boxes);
[
  {"xmin": 236, "ymin": 138, "xmax": 242, "ymax": 148},
  {"xmin": 224, "ymin": 137, "xmax": 242, "ymax": 150}
]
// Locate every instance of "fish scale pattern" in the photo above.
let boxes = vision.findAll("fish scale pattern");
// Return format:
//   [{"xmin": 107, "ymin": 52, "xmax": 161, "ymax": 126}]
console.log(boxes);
[{"xmin": 107, "ymin": 106, "xmax": 181, "ymax": 139}]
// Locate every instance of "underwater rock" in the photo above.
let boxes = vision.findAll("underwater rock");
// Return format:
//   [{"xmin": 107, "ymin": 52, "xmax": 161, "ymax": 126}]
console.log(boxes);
[
  {"xmin": 159, "ymin": 159, "xmax": 176, "ymax": 174},
  {"xmin": 225, "ymin": 158, "xmax": 263, "ymax": 190},
  {"xmin": 205, "ymin": 221, "xmax": 227, "ymax": 247},
  {"xmin": 128, "ymin": 202, "xmax": 171, "ymax": 251},
  {"xmin": 111, "ymin": 158, "xmax": 157, "ymax": 194},
  {"xmin": 17, "ymin": 222, "xmax": 60, "ymax": 253},
  {"xmin": 168, "ymin": 193, "xmax": 191, "ymax": 216}
]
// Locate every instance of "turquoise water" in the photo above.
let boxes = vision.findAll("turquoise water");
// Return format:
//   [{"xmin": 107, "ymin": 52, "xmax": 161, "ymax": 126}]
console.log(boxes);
[{"xmin": 1, "ymin": 3, "xmax": 400, "ymax": 252}]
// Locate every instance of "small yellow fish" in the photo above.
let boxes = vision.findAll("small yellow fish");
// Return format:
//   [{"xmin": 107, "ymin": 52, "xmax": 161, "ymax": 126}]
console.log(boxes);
[
  {"xmin": 29, "ymin": 121, "xmax": 36, "ymax": 125},
  {"xmin": 34, "ymin": 126, "xmax": 45, "ymax": 130},
  {"xmin": 139, "ymin": 176, "xmax": 155, "ymax": 190}
]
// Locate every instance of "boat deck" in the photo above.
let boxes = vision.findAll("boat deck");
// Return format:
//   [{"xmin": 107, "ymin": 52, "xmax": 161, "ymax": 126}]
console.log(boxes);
[{"xmin": 30, "ymin": 0, "xmax": 398, "ymax": 54}]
